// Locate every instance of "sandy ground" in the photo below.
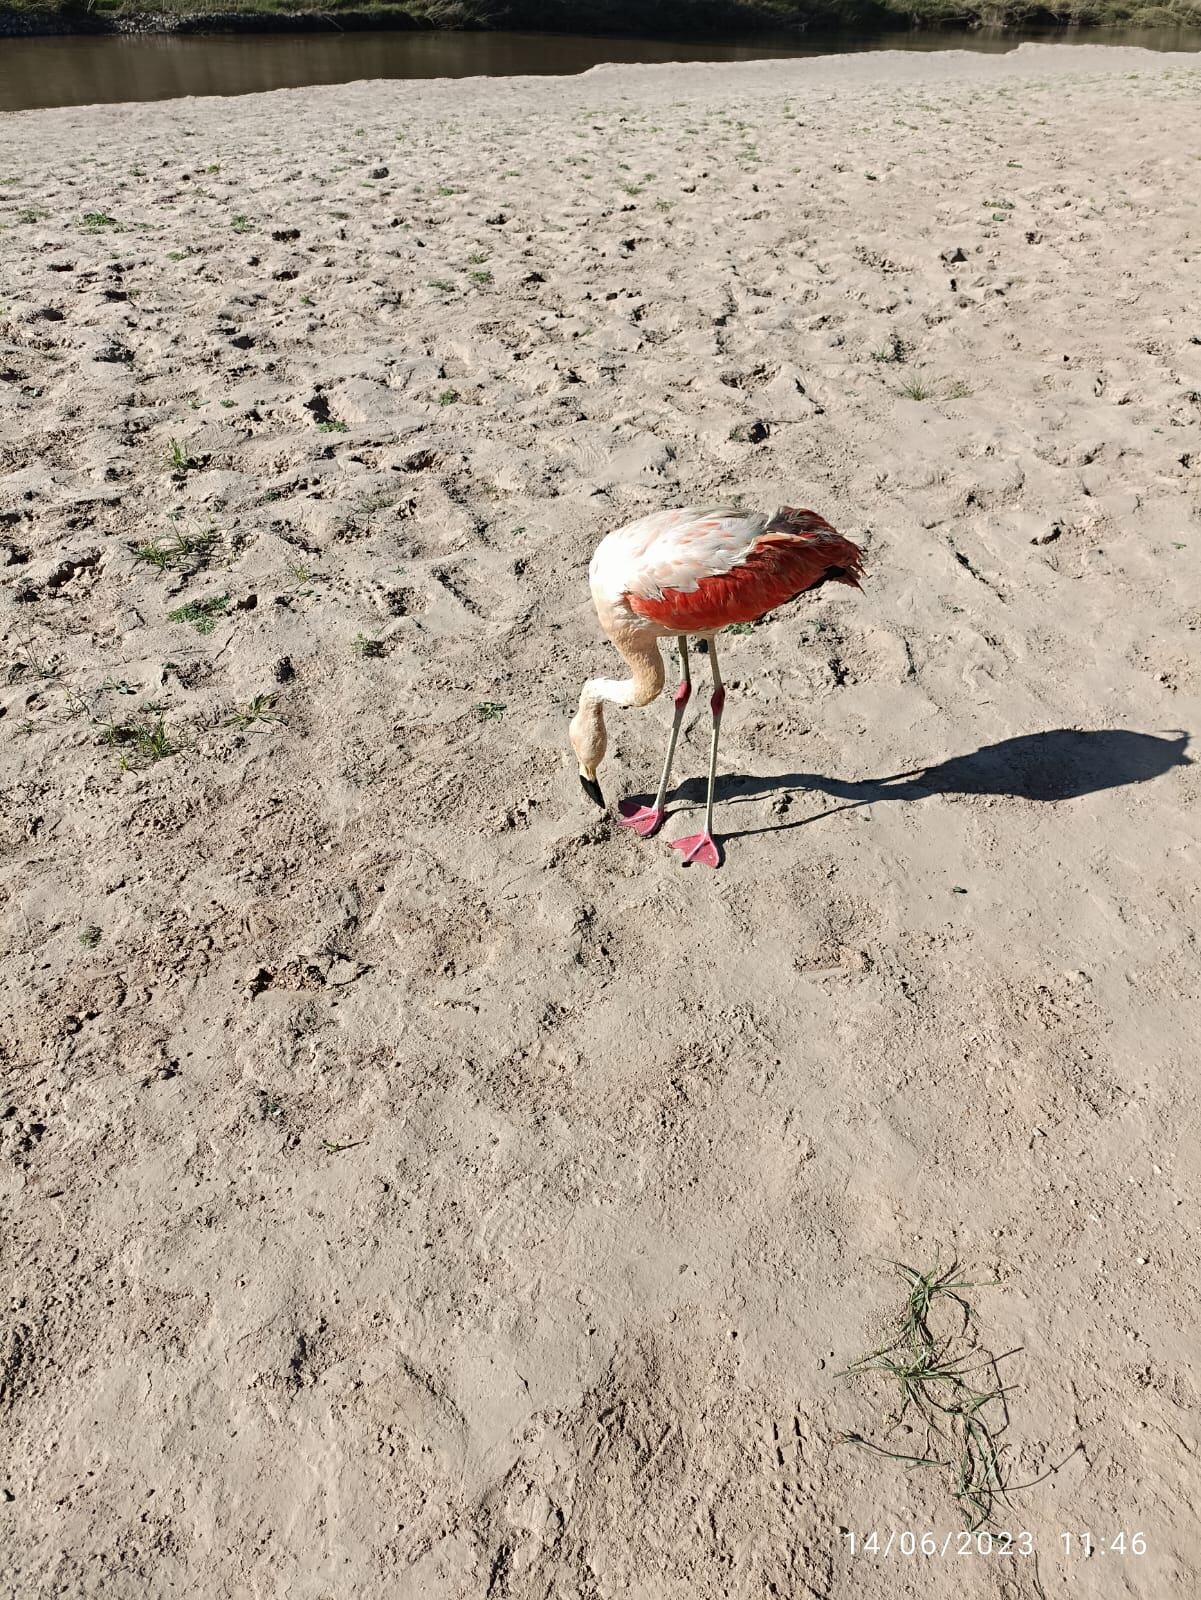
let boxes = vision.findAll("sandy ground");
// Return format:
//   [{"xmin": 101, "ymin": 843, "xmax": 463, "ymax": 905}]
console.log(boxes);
[{"xmin": 2, "ymin": 41, "xmax": 1200, "ymax": 1599}]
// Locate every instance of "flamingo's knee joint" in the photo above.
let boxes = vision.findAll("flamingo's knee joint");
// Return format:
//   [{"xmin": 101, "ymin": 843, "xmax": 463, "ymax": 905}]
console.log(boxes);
[
  {"xmin": 674, "ymin": 680, "xmax": 692, "ymax": 708},
  {"xmin": 710, "ymin": 687, "xmax": 726, "ymax": 716}
]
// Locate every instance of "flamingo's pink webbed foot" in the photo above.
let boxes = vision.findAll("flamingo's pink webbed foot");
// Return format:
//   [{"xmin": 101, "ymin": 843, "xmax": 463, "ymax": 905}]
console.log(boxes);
[
  {"xmin": 670, "ymin": 831, "xmax": 722, "ymax": 869},
  {"xmin": 617, "ymin": 800, "xmax": 666, "ymax": 838}
]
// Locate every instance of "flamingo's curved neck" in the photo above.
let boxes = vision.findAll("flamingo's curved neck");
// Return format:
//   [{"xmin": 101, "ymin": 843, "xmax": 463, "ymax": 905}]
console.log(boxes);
[
  {"xmin": 582, "ymin": 625, "xmax": 665, "ymax": 711},
  {"xmin": 570, "ymin": 624, "xmax": 666, "ymax": 780}
]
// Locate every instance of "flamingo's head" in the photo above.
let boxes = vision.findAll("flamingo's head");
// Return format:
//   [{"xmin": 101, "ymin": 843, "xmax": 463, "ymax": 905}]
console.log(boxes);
[{"xmin": 569, "ymin": 694, "xmax": 607, "ymax": 808}]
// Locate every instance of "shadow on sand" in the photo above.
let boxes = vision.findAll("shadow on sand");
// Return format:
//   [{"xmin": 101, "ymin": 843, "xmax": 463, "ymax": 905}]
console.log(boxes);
[{"xmin": 668, "ymin": 728, "xmax": 1192, "ymax": 839}]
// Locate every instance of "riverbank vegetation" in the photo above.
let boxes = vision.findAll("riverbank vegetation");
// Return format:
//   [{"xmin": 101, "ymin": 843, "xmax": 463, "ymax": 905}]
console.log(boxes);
[{"xmin": 3, "ymin": 0, "xmax": 1200, "ymax": 37}]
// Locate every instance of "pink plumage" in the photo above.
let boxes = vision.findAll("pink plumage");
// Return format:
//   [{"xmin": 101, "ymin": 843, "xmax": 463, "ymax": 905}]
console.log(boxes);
[
  {"xmin": 625, "ymin": 506, "xmax": 862, "ymax": 633},
  {"xmin": 573, "ymin": 501, "xmax": 865, "ymax": 868},
  {"xmin": 588, "ymin": 504, "xmax": 862, "ymax": 635}
]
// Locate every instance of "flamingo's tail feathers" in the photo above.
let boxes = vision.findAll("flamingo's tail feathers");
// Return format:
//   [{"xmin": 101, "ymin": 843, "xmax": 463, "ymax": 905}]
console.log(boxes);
[
  {"xmin": 767, "ymin": 505, "xmax": 838, "ymax": 537},
  {"xmin": 825, "ymin": 564, "xmax": 863, "ymax": 590},
  {"xmin": 764, "ymin": 506, "xmax": 865, "ymax": 591}
]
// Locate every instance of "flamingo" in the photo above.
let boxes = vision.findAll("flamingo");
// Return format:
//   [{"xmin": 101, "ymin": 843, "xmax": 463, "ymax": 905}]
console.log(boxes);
[{"xmin": 569, "ymin": 504, "xmax": 864, "ymax": 868}]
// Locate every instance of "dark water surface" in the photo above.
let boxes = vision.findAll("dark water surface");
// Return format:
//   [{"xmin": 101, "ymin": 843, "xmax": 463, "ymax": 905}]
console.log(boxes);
[{"xmin": 2, "ymin": 23, "xmax": 1199, "ymax": 113}]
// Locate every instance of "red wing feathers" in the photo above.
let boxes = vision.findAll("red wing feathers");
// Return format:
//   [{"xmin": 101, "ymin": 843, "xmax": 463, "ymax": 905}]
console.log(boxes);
[{"xmin": 627, "ymin": 507, "xmax": 863, "ymax": 634}]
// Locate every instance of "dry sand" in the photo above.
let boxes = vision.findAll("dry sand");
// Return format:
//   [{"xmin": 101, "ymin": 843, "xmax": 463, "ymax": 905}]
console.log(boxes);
[{"xmin": 2, "ymin": 41, "xmax": 1200, "ymax": 1599}]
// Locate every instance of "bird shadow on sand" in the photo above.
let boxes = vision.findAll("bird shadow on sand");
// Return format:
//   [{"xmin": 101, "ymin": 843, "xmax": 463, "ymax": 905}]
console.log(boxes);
[{"xmin": 664, "ymin": 728, "xmax": 1191, "ymax": 840}]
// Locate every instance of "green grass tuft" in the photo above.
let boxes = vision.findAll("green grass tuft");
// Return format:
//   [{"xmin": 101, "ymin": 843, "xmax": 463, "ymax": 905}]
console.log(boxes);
[
  {"xmin": 223, "ymin": 692, "xmax": 284, "ymax": 730},
  {"xmin": 101, "ymin": 715, "xmax": 177, "ymax": 767},
  {"xmin": 133, "ymin": 526, "xmax": 215, "ymax": 573},
  {"xmin": 839, "ymin": 1257, "xmax": 1068, "ymax": 1530},
  {"xmin": 167, "ymin": 594, "xmax": 230, "ymax": 634}
]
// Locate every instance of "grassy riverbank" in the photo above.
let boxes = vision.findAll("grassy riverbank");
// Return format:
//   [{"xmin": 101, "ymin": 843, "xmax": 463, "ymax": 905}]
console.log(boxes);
[{"xmin": 4, "ymin": 0, "xmax": 1201, "ymax": 37}]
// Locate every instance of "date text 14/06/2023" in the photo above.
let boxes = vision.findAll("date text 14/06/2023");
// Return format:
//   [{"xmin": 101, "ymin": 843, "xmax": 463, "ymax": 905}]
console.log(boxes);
[{"xmin": 841, "ymin": 1530, "xmax": 1148, "ymax": 1558}]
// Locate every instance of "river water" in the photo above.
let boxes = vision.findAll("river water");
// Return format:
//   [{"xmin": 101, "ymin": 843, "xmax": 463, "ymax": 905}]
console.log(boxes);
[{"xmin": 2, "ymin": 22, "xmax": 1199, "ymax": 113}]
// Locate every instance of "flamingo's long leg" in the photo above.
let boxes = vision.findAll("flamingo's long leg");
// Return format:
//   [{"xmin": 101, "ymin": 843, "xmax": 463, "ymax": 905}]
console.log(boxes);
[
  {"xmin": 702, "ymin": 638, "xmax": 725, "ymax": 836},
  {"xmin": 654, "ymin": 636, "xmax": 692, "ymax": 807},
  {"xmin": 618, "ymin": 636, "xmax": 690, "ymax": 838},
  {"xmin": 671, "ymin": 636, "xmax": 724, "ymax": 868}
]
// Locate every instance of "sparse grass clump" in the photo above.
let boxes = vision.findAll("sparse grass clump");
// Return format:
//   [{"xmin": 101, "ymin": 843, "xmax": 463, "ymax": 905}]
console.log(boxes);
[
  {"xmin": 473, "ymin": 701, "xmax": 506, "ymax": 721},
  {"xmin": 223, "ymin": 693, "xmax": 283, "ymax": 730},
  {"xmin": 78, "ymin": 925, "xmax": 102, "ymax": 949},
  {"xmin": 101, "ymin": 715, "xmax": 176, "ymax": 767},
  {"xmin": 133, "ymin": 526, "xmax": 215, "ymax": 574},
  {"xmin": 899, "ymin": 377, "xmax": 932, "ymax": 401},
  {"xmin": 840, "ymin": 1257, "xmax": 1063, "ymax": 1530},
  {"xmin": 167, "ymin": 594, "xmax": 229, "ymax": 634},
  {"xmin": 872, "ymin": 332, "xmax": 910, "ymax": 365},
  {"xmin": 339, "ymin": 490, "xmax": 395, "ymax": 538},
  {"xmin": 353, "ymin": 633, "xmax": 385, "ymax": 658},
  {"xmin": 166, "ymin": 438, "xmax": 198, "ymax": 471}
]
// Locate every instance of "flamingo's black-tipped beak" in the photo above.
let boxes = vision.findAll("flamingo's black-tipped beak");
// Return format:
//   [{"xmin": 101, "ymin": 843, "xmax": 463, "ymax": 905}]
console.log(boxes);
[{"xmin": 579, "ymin": 773, "xmax": 605, "ymax": 809}]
